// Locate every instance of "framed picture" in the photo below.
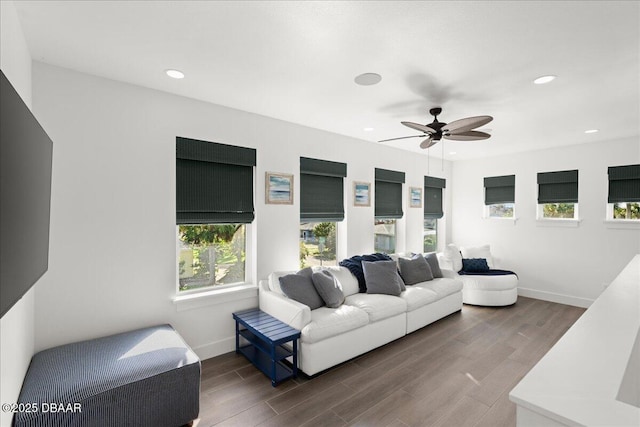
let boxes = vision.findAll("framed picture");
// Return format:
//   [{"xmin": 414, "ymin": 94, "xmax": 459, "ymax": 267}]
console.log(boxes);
[
  {"xmin": 353, "ymin": 181, "xmax": 371, "ymax": 207},
  {"xmin": 409, "ymin": 187, "xmax": 423, "ymax": 208},
  {"xmin": 266, "ymin": 172, "xmax": 294, "ymax": 204}
]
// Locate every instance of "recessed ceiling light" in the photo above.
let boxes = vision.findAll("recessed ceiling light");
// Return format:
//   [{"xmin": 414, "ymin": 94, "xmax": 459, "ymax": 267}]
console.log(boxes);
[
  {"xmin": 364, "ymin": 127, "xmax": 375, "ymax": 132},
  {"xmin": 533, "ymin": 75, "xmax": 556, "ymax": 84},
  {"xmin": 449, "ymin": 151, "xmax": 457, "ymax": 155},
  {"xmin": 584, "ymin": 129, "xmax": 599, "ymax": 134},
  {"xmin": 165, "ymin": 69, "xmax": 185, "ymax": 79},
  {"xmin": 354, "ymin": 73, "xmax": 382, "ymax": 86}
]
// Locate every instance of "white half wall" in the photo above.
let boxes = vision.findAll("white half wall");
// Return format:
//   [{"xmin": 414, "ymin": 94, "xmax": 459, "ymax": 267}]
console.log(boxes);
[
  {"xmin": 0, "ymin": 2, "xmax": 35, "ymax": 426},
  {"xmin": 450, "ymin": 138, "xmax": 640, "ymax": 306},
  {"xmin": 31, "ymin": 62, "xmax": 451, "ymax": 358}
]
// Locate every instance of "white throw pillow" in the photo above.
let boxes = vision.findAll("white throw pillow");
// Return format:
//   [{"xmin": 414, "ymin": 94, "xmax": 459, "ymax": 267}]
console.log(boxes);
[
  {"xmin": 444, "ymin": 244, "xmax": 463, "ymax": 272},
  {"xmin": 461, "ymin": 244, "xmax": 494, "ymax": 269}
]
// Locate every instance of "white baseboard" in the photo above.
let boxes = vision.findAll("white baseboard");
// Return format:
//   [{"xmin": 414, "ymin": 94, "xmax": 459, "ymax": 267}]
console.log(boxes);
[
  {"xmin": 518, "ymin": 287, "xmax": 593, "ymax": 308},
  {"xmin": 192, "ymin": 336, "xmax": 235, "ymax": 361}
]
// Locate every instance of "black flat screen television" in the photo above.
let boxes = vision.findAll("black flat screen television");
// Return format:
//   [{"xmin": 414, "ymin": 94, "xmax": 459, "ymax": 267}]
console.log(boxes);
[{"xmin": 1, "ymin": 69, "xmax": 53, "ymax": 318}]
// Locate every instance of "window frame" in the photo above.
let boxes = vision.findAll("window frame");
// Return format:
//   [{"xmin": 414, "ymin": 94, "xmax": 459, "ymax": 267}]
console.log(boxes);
[{"xmin": 175, "ymin": 137, "xmax": 256, "ymax": 299}]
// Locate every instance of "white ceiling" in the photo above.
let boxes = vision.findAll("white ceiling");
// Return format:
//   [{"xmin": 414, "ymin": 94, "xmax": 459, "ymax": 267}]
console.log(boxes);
[{"xmin": 13, "ymin": 0, "xmax": 640, "ymax": 160}]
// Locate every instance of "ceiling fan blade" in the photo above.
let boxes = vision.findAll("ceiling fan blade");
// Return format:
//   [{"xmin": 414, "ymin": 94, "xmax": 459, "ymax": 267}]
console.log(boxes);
[
  {"xmin": 420, "ymin": 137, "xmax": 439, "ymax": 149},
  {"xmin": 443, "ymin": 131, "xmax": 491, "ymax": 141},
  {"xmin": 402, "ymin": 121, "xmax": 436, "ymax": 134},
  {"xmin": 379, "ymin": 134, "xmax": 426, "ymax": 143},
  {"xmin": 442, "ymin": 116, "xmax": 493, "ymax": 133}
]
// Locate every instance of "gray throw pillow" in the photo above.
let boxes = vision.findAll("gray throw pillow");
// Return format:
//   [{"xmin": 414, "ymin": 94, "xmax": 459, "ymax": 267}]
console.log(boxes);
[
  {"xmin": 279, "ymin": 267, "xmax": 324, "ymax": 309},
  {"xmin": 311, "ymin": 270, "xmax": 345, "ymax": 308},
  {"xmin": 398, "ymin": 254, "xmax": 433, "ymax": 285},
  {"xmin": 424, "ymin": 252, "xmax": 443, "ymax": 278},
  {"xmin": 362, "ymin": 260, "xmax": 403, "ymax": 296}
]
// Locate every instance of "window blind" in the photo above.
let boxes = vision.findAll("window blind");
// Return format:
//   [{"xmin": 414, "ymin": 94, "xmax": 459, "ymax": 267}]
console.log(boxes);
[
  {"xmin": 537, "ymin": 169, "xmax": 578, "ymax": 204},
  {"xmin": 424, "ymin": 176, "xmax": 446, "ymax": 219},
  {"xmin": 375, "ymin": 168, "xmax": 405, "ymax": 219},
  {"xmin": 608, "ymin": 164, "xmax": 640, "ymax": 203},
  {"xmin": 300, "ymin": 157, "xmax": 347, "ymax": 222},
  {"xmin": 176, "ymin": 137, "xmax": 256, "ymax": 224},
  {"xmin": 484, "ymin": 175, "xmax": 515, "ymax": 205}
]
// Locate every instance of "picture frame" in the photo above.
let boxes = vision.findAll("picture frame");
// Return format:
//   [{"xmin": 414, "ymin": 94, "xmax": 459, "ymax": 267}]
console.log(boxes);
[
  {"xmin": 409, "ymin": 186, "xmax": 423, "ymax": 208},
  {"xmin": 353, "ymin": 181, "xmax": 371, "ymax": 207},
  {"xmin": 265, "ymin": 172, "xmax": 294, "ymax": 204}
]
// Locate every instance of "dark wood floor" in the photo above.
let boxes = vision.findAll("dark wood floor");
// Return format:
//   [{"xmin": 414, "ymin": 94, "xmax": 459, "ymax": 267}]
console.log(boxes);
[{"xmin": 194, "ymin": 297, "xmax": 585, "ymax": 427}]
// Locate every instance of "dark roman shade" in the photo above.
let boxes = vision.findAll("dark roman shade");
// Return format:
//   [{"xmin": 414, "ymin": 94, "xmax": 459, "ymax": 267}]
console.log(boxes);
[
  {"xmin": 608, "ymin": 164, "xmax": 640, "ymax": 203},
  {"xmin": 375, "ymin": 168, "xmax": 405, "ymax": 219},
  {"xmin": 424, "ymin": 176, "xmax": 446, "ymax": 219},
  {"xmin": 300, "ymin": 157, "xmax": 347, "ymax": 222},
  {"xmin": 537, "ymin": 169, "xmax": 578, "ymax": 204},
  {"xmin": 176, "ymin": 137, "xmax": 256, "ymax": 224},
  {"xmin": 484, "ymin": 175, "xmax": 515, "ymax": 205}
]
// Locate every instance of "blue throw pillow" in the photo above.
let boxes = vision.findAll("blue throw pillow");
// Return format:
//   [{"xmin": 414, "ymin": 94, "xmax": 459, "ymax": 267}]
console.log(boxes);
[{"xmin": 461, "ymin": 258, "xmax": 490, "ymax": 272}]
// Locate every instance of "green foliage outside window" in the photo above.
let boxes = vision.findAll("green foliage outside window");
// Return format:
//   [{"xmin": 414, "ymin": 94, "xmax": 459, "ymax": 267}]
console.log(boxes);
[
  {"xmin": 613, "ymin": 202, "xmax": 640, "ymax": 219},
  {"xmin": 543, "ymin": 203, "xmax": 575, "ymax": 219},
  {"xmin": 178, "ymin": 224, "xmax": 245, "ymax": 291}
]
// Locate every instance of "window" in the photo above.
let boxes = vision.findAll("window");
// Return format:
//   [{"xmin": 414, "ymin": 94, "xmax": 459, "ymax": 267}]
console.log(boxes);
[
  {"xmin": 299, "ymin": 157, "xmax": 346, "ymax": 266},
  {"xmin": 374, "ymin": 219, "xmax": 396, "ymax": 254},
  {"xmin": 176, "ymin": 137, "xmax": 256, "ymax": 293},
  {"xmin": 300, "ymin": 222, "xmax": 337, "ymax": 267},
  {"xmin": 424, "ymin": 219, "xmax": 437, "ymax": 252},
  {"xmin": 424, "ymin": 176, "xmax": 445, "ymax": 252},
  {"xmin": 537, "ymin": 169, "xmax": 578, "ymax": 219},
  {"xmin": 607, "ymin": 164, "xmax": 640, "ymax": 220},
  {"xmin": 375, "ymin": 168, "xmax": 405, "ymax": 254},
  {"xmin": 484, "ymin": 175, "xmax": 515, "ymax": 218}
]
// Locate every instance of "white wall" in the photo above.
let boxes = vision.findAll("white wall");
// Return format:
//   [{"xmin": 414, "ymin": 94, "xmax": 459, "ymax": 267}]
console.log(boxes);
[
  {"xmin": 0, "ymin": 2, "xmax": 35, "ymax": 426},
  {"xmin": 31, "ymin": 62, "xmax": 451, "ymax": 359},
  {"xmin": 450, "ymin": 138, "xmax": 640, "ymax": 306}
]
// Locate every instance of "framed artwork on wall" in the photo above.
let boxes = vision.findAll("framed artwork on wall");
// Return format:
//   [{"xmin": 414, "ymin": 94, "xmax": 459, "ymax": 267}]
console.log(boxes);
[
  {"xmin": 266, "ymin": 172, "xmax": 294, "ymax": 204},
  {"xmin": 409, "ymin": 187, "xmax": 423, "ymax": 208},
  {"xmin": 353, "ymin": 181, "xmax": 371, "ymax": 207}
]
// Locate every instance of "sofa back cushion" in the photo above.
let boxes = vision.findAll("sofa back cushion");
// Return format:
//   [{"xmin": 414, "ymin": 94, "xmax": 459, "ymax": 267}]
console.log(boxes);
[
  {"xmin": 323, "ymin": 266, "xmax": 360, "ymax": 297},
  {"xmin": 268, "ymin": 271, "xmax": 295, "ymax": 294}
]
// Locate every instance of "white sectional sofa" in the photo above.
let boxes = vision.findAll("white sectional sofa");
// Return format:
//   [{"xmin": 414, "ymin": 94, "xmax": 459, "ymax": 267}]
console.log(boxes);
[{"xmin": 258, "ymin": 263, "xmax": 463, "ymax": 376}]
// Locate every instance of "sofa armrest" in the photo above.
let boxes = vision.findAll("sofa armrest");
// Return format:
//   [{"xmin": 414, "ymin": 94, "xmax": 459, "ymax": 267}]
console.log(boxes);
[{"xmin": 258, "ymin": 280, "xmax": 311, "ymax": 331}]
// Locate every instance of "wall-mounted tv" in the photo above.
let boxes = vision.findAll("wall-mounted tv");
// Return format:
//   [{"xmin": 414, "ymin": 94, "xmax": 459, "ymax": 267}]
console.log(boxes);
[{"xmin": 1, "ymin": 70, "xmax": 53, "ymax": 318}]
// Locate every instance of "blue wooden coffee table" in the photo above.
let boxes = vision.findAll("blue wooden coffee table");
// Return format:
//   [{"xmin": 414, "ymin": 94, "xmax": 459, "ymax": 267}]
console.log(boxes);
[{"xmin": 233, "ymin": 308, "xmax": 301, "ymax": 386}]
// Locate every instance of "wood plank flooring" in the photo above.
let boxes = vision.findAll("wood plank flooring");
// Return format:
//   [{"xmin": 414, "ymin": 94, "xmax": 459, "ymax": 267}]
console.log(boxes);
[{"xmin": 194, "ymin": 297, "xmax": 585, "ymax": 427}]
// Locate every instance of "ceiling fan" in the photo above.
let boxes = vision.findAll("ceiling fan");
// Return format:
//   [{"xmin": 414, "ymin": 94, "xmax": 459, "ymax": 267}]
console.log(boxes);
[{"xmin": 379, "ymin": 107, "xmax": 493, "ymax": 149}]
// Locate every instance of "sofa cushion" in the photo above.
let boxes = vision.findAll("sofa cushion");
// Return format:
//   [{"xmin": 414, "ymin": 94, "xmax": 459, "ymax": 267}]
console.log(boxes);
[
  {"xmin": 444, "ymin": 244, "xmax": 463, "ymax": 272},
  {"xmin": 461, "ymin": 258, "xmax": 490, "ymax": 272},
  {"xmin": 312, "ymin": 271, "xmax": 345, "ymax": 308},
  {"xmin": 301, "ymin": 305, "xmax": 369, "ymax": 344},
  {"xmin": 339, "ymin": 253, "xmax": 393, "ymax": 293},
  {"xmin": 363, "ymin": 260, "xmax": 404, "ymax": 296},
  {"xmin": 279, "ymin": 268, "xmax": 324, "ymax": 310},
  {"xmin": 322, "ymin": 266, "xmax": 360, "ymax": 297},
  {"xmin": 415, "ymin": 277, "xmax": 463, "ymax": 299},
  {"xmin": 344, "ymin": 293, "xmax": 407, "ymax": 322},
  {"xmin": 461, "ymin": 244, "xmax": 494, "ymax": 268},
  {"xmin": 398, "ymin": 254, "xmax": 433, "ymax": 285},
  {"xmin": 399, "ymin": 286, "xmax": 440, "ymax": 311},
  {"xmin": 424, "ymin": 252, "xmax": 443, "ymax": 278}
]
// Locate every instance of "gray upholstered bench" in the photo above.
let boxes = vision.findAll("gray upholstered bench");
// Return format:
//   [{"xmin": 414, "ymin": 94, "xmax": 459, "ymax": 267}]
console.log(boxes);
[{"xmin": 14, "ymin": 324, "xmax": 200, "ymax": 427}]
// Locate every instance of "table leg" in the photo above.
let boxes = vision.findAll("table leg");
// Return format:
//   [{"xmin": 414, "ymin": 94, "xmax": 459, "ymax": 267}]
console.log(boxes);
[{"xmin": 292, "ymin": 339, "xmax": 298, "ymax": 378}]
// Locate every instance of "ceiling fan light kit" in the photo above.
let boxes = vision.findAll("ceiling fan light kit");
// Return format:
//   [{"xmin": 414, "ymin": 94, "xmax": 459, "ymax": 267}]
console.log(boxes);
[{"xmin": 380, "ymin": 107, "xmax": 493, "ymax": 149}]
